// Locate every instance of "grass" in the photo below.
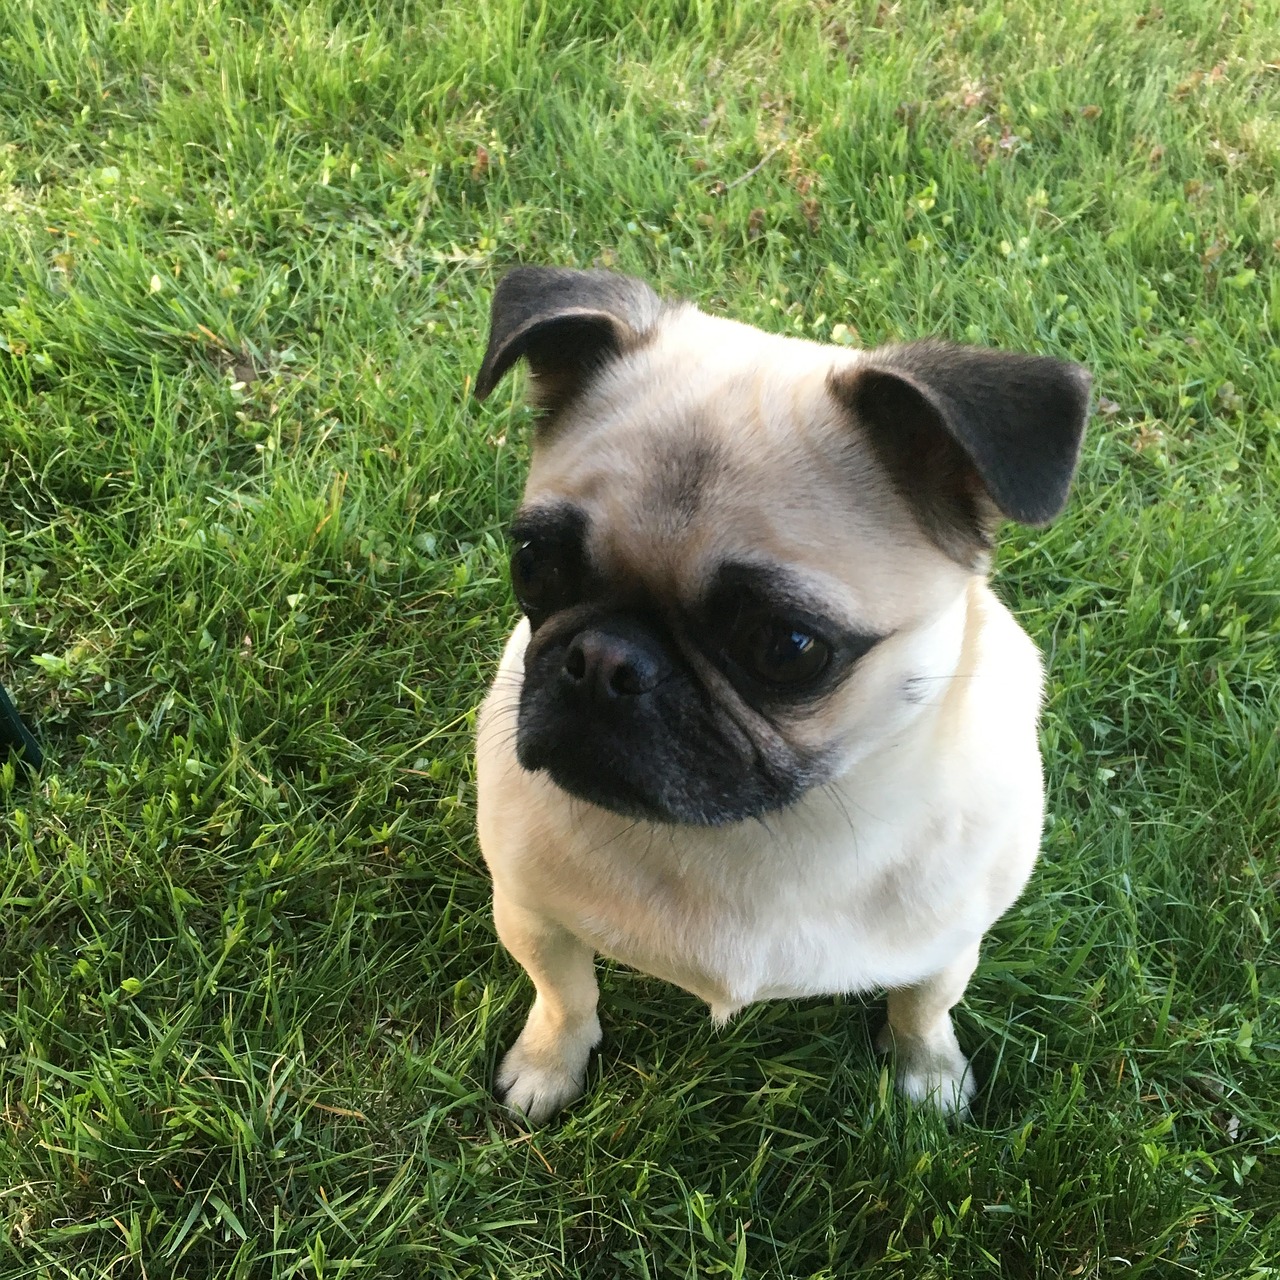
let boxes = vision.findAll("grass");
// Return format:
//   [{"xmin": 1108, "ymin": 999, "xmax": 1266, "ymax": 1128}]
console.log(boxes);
[{"xmin": 1, "ymin": 0, "xmax": 1278, "ymax": 1274}]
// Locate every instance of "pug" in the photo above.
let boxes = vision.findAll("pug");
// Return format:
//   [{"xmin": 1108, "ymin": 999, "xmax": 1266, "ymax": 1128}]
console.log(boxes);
[{"xmin": 473, "ymin": 266, "xmax": 1089, "ymax": 1122}]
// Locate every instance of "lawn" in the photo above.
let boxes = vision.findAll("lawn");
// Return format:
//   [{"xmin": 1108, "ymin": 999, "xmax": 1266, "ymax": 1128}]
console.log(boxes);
[{"xmin": 1, "ymin": 0, "xmax": 1278, "ymax": 1275}]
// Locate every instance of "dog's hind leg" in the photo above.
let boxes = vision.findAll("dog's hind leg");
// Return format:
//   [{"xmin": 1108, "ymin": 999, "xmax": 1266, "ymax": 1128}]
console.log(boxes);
[
  {"xmin": 491, "ymin": 890, "xmax": 601, "ymax": 1123},
  {"xmin": 876, "ymin": 942, "xmax": 981, "ymax": 1117}
]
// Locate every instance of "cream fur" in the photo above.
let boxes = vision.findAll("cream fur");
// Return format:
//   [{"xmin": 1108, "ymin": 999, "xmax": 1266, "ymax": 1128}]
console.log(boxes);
[{"xmin": 476, "ymin": 306, "xmax": 1054, "ymax": 1122}]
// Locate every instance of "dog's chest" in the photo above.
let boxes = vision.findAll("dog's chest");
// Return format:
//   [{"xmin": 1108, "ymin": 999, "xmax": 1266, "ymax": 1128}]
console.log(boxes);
[{"xmin": 515, "ymin": 785, "xmax": 990, "ymax": 1020}]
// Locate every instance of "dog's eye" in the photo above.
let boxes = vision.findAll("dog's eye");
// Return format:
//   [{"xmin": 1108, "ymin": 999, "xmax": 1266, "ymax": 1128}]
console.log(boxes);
[
  {"xmin": 510, "ymin": 541, "xmax": 575, "ymax": 618},
  {"xmin": 733, "ymin": 621, "xmax": 831, "ymax": 688}
]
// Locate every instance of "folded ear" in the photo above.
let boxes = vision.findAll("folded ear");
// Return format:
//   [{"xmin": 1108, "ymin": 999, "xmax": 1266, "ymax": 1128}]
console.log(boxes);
[
  {"xmin": 829, "ymin": 340, "xmax": 1091, "ymax": 565},
  {"xmin": 474, "ymin": 266, "xmax": 663, "ymax": 412}
]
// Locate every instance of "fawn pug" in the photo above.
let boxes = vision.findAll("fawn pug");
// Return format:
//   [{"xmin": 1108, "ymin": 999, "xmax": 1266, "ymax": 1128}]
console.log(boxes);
[{"xmin": 472, "ymin": 267, "xmax": 1089, "ymax": 1121}]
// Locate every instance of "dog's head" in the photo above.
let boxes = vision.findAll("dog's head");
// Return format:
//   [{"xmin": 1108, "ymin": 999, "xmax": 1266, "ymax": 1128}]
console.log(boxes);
[{"xmin": 476, "ymin": 267, "xmax": 1090, "ymax": 826}]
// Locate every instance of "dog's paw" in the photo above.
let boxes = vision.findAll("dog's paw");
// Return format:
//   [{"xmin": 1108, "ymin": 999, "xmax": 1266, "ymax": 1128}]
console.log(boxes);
[
  {"xmin": 494, "ymin": 1018, "xmax": 601, "ymax": 1124},
  {"xmin": 876, "ymin": 1023, "xmax": 976, "ymax": 1118}
]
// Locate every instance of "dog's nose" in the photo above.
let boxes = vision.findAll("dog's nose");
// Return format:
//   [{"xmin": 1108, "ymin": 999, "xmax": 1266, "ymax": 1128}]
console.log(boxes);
[{"xmin": 563, "ymin": 625, "xmax": 670, "ymax": 700}]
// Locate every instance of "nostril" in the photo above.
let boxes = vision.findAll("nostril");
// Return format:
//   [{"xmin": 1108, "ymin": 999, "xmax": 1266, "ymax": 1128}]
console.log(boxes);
[
  {"xmin": 608, "ymin": 663, "xmax": 643, "ymax": 697},
  {"xmin": 564, "ymin": 645, "xmax": 587, "ymax": 681}
]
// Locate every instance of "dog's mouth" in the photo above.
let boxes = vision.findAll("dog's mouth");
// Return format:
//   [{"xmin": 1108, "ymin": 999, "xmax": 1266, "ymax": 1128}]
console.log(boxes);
[
  {"xmin": 517, "ymin": 719, "xmax": 804, "ymax": 827},
  {"xmin": 519, "ymin": 736, "xmax": 688, "ymax": 825}
]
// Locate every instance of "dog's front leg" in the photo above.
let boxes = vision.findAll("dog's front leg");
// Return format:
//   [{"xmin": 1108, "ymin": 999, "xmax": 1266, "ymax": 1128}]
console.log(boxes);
[
  {"xmin": 491, "ymin": 890, "xmax": 601, "ymax": 1123},
  {"xmin": 877, "ymin": 942, "xmax": 980, "ymax": 1117}
]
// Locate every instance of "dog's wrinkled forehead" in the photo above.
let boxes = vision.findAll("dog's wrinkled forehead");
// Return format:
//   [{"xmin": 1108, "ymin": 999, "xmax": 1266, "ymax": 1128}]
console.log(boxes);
[
  {"xmin": 522, "ymin": 311, "xmax": 956, "ymax": 617},
  {"xmin": 640, "ymin": 435, "xmax": 728, "ymax": 531}
]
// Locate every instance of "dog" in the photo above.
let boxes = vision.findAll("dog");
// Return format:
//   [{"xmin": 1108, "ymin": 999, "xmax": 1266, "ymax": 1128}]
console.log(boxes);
[{"xmin": 472, "ymin": 266, "xmax": 1090, "ymax": 1122}]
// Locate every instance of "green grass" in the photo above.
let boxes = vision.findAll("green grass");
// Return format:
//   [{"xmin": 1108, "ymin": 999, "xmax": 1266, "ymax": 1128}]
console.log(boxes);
[{"xmin": 1, "ymin": 0, "xmax": 1278, "ymax": 1275}]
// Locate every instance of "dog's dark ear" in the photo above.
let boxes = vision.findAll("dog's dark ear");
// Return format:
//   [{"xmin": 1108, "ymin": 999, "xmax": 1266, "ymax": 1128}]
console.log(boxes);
[
  {"xmin": 829, "ymin": 341, "xmax": 1091, "ymax": 564},
  {"xmin": 475, "ymin": 266, "xmax": 663, "ymax": 412}
]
